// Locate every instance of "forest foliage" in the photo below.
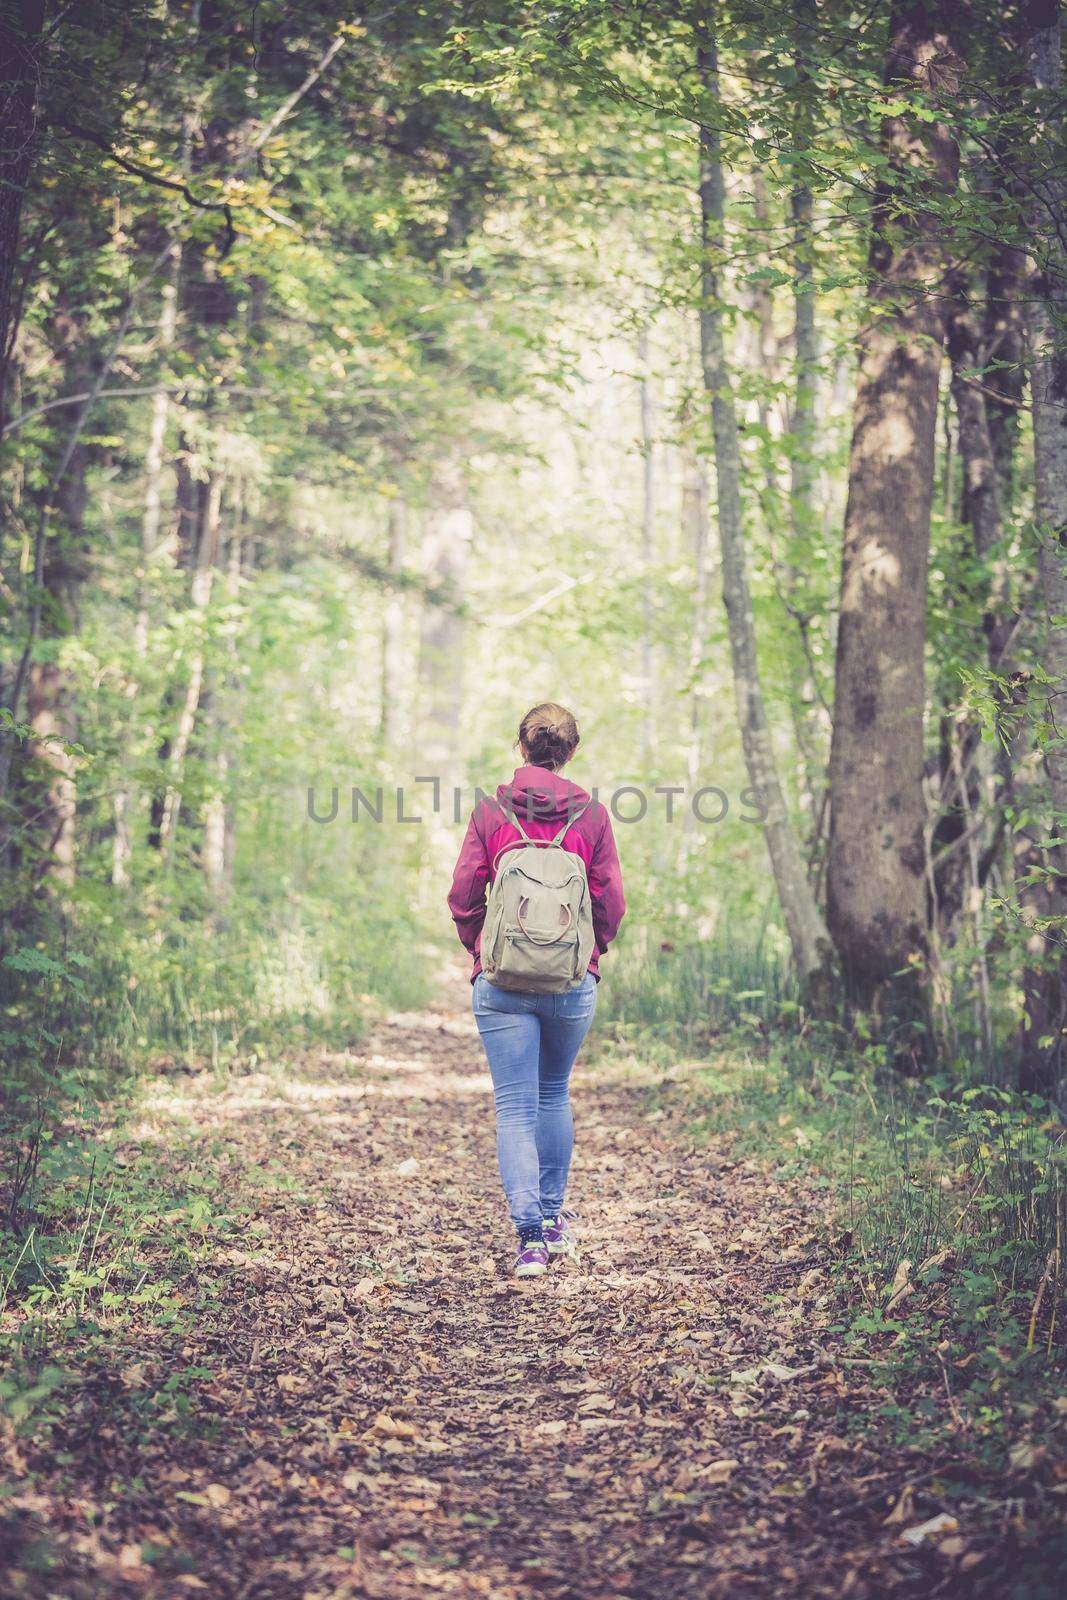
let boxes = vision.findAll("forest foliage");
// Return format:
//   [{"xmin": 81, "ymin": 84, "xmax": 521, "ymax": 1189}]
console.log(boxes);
[{"xmin": 2, "ymin": 0, "xmax": 1067, "ymax": 1453}]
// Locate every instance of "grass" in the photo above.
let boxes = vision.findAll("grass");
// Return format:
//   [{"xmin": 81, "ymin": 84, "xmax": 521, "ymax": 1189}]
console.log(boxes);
[
  {"xmin": 0, "ymin": 887, "xmax": 431, "ymax": 1248},
  {"xmin": 591, "ymin": 938, "xmax": 1067, "ymax": 1594},
  {"xmin": 0, "ymin": 1059, "xmax": 308, "ymax": 1462},
  {"xmin": 596, "ymin": 936, "xmax": 1067, "ymax": 1374}
]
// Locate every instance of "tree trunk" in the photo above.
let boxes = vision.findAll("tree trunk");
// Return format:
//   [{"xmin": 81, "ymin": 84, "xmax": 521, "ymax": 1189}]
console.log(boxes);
[
  {"xmin": 419, "ymin": 462, "xmax": 471, "ymax": 776},
  {"xmin": 0, "ymin": 0, "xmax": 45, "ymax": 431},
  {"xmin": 825, "ymin": 2, "xmax": 964, "ymax": 1018},
  {"xmin": 157, "ymin": 470, "xmax": 223, "ymax": 852},
  {"xmin": 15, "ymin": 291, "xmax": 96, "ymax": 889},
  {"xmin": 696, "ymin": 21, "xmax": 833, "ymax": 995},
  {"xmin": 790, "ymin": 0, "xmax": 818, "ymax": 558},
  {"xmin": 380, "ymin": 495, "xmax": 407, "ymax": 753},
  {"xmin": 930, "ymin": 277, "xmax": 1015, "ymax": 944},
  {"xmin": 24, "ymin": 663, "xmax": 76, "ymax": 890},
  {"xmin": 949, "ymin": 289, "xmax": 1006, "ymax": 584},
  {"xmin": 148, "ymin": 43, "xmax": 242, "ymax": 856},
  {"xmin": 1019, "ymin": 0, "xmax": 1067, "ymax": 1106},
  {"xmin": 638, "ymin": 324, "xmax": 656, "ymax": 762},
  {"xmin": 202, "ymin": 496, "xmax": 243, "ymax": 902},
  {"xmin": 984, "ymin": 236, "xmax": 1027, "ymax": 508},
  {"xmin": 1024, "ymin": 0, "xmax": 1067, "ymax": 844},
  {"xmin": 684, "ymin": 450, "xmax": 710, "ymax": 793},
  {"xmin": 113, "ymin": 250, "xmax": 182, "ymax": 886},
  {"xmin": 786, "ymin": 0, "xmax": 830, "ymax": 852},
  {"xmin": 22, "ymin": 454, "xmax": 87, "ymax": 893},
  {"xmin": 681, "ymin": 448, "xmax": 711, "ymax": 868}
]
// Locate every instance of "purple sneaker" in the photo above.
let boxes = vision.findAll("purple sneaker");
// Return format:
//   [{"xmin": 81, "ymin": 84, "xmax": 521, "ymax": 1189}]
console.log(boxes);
[
  {"xmin": 542, "ymin": 1210, "xmax": 577, "ymax": 1259},
  {"xmin": 515, "ymin": 1231, "xmax": 549, "ymax": 1278}
]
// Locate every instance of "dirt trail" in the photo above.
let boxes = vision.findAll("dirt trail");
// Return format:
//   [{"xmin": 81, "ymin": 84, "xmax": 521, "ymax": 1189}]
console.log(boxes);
[{"xmin": 7, "ymin": 974, "xmax": 971, "ymax": 1599}]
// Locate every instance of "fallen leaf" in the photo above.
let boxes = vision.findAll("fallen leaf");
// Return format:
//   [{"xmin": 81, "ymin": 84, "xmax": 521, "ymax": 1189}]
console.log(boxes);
[
  {"xmin": 900, "ymin": 1513, "xmax": 959, "ymax": 1547},
  {"xmin": 762, "ymin": 1362, "xmax": 813, "ymax": 1383},
  {"xmin": 576, "ymin": 1393, "xmax": 614, "ymax": 1413},
  {"xmin": 883, "ymin": 1486, "xmax": 916, "ymax": 1526},
  {"xmin": 342, "ymin": 1468, "xmax": 376, "ymax": 1492},
  {"xmin": 729, "ymin": 1361, "xmax": 812, "ymax": 1385},
  {"xmin": 370, "ymin": 1412, "xmax": 417, "ymax": 1439},
  {"xmin": 886, "ymin": 1259, "xmax": 913, "ymax": 1314}
]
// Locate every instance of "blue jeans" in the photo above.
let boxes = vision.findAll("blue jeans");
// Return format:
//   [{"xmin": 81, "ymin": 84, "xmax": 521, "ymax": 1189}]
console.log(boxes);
[{"xmin": 472, "ymin": 971, "xmax": 597, "ymax": 1231}]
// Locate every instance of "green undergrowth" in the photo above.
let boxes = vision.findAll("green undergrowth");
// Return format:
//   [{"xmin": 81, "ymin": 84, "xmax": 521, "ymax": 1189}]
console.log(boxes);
[
  {"xmin": 0, "ymin": 1048, "xmax": 335, "ymax": 1467},
  {"xmin": 679, "ymin": 1032, "xmax": 1066, "ymax": 1360},
  {"xmin": 0, "ymin": 915, "xmax": 428, "ymax": 1478},
  {"xmin": 595, "ymin": 940, "xmax": 1067, "ymax": 1568},
  {"xmin": 598, "ymin": 938, "xmax": 1064, "ymax": 1360},
  {"xmin": 0, "ymin": 894, "xmax": 429, "ymax": 1239}
]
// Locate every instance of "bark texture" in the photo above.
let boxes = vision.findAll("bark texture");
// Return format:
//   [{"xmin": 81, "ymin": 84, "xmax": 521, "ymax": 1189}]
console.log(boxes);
[
  {"xmin": 638, "ymin": 325, "xmax": 655, "ymax": 761},
  {"xmin": 1020, "ymin": 0, "xmax": 1067, "ymax": 1105},
  {"xmin": 826, "ymin": 2, "xmax": 964, "ymax": 1015},
  {"xmin": 697, "ymin": 24, "xmax": 833, "ymax": 994},
  {"xmin": 17, "ymin": 287, "xmax": 98, "ymax": 889},
  {"xmin": 418, "ymin": 460, "xmax": 471, "ymax": 775},
  {"xmin": 683, "ymin": 451, "xmax": 710, "ymax": 807},
  {"xmin": 0, "ymin": 0, "xmax": 45, "ymax": 429},
  {"xmin": 113, "ymin": 248, "xmax": 182, "ymax": 885},
  {"xmin": 1024, "ymin": 1, "xmax": 1067, "ymax": 841},
  {"xmin": 790, "ymin": 0, "xmax": 818, "ymax": 555},
  {"xmin": 380, "ymin": 496, "xmax": 407, "ymax": 753},
  {"xmin": 157, "ymin": 470, "xmax": 223, "ymax": 851},
  {"xmin": 932, "ymin": 275, "xmax": 1015, "ymax": 945},
  {"xmin": 786, "ymin": 0, "xmax": 829, "ymax": 851}
]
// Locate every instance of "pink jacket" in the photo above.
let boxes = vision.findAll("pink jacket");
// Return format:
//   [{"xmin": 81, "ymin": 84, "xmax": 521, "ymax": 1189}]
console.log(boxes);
[{"xmin": 447, "ymin": 765, "xmax": 626, "ymax": 982}]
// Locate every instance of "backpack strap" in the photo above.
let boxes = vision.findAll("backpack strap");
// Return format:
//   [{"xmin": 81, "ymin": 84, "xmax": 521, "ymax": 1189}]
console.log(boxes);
[
  {"xmin": 489, "ymin": 800, "xmax": 589, "ymax": 874},
  {"xmin": 497, "ymin": 800, "xmax": 534, "ymax": 843},
  {"xmin": 490, "ymin": 801, "xmax": 531, "ymax": 874},
  {"xmin": 550, "ymin": 802, "xmax": 589, "ymax": 845}
]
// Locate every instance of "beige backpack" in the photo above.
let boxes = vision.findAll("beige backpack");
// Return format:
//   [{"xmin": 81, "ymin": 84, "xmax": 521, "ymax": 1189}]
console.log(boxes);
[{"xmin": 481, "ymin": 806, "xmax": 594, "ymax": 993}]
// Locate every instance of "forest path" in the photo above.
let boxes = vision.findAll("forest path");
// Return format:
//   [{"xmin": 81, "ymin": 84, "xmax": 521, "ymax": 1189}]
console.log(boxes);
[{"xmin": 11, "ymin": 970, "xmax": 962, "ymax": 1599}]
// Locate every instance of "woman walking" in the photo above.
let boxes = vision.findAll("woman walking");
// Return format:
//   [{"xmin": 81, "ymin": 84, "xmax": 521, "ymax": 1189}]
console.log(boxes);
[{"xmin": 448, "ymin": 703, "xmax": 625, "ymax": 1276}]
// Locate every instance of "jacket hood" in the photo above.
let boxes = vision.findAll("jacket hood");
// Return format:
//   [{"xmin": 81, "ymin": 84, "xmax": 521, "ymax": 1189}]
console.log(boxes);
[{"xmin": 496, "ymin": 765, "xmax": 592, "ymax": 826}]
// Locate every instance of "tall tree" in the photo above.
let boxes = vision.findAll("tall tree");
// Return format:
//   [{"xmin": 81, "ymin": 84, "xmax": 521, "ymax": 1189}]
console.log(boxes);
[
  {"xmin": 826, "ymin": 1, "xmax": 965, "ymax": 1019},
  {"xmin": 638, "ymin": 322, "xmax": 656, "ymax": 762},
  {"xmin": 1018, "ymin": 0, "xmax": 1067, "ymax": 1103},
  {"xmin": 696, "ymin": 15, "xmax": 833, "ymax": 995},
  {"xmin": 419, "ymin": 460, "xmax": 471, "ymax": 777},
  {"xmin": 380, "ymin": 494, "xmax": 408, "ymax": 755},
  {"xmin": 0, "ymin": 0, "xmax": 45, "ymax": 430},
  {"xmin": 1023, "ymin": 0, "xmax": 1067, "ymax": 835}
]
